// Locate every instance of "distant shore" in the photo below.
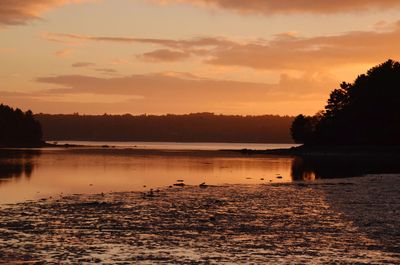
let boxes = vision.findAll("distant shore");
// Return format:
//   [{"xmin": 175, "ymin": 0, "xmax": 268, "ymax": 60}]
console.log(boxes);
[
  {"xmin": 1, "ymin": 141, "xmax": 294, "ymax": 154},
  {"xmin": 0, "ymin": 142, "xmax": 83, "ymax": 149},
  {"xmin": 3, "ymin": 142, "xmax": 400, "ymax": 158},
  {"xmin": 0, "ymin": 143, "xmax": 270, "ymax": 158},
  {"xmin": 232, "ymin": 145, "xmax": 400, "ymax": 157}
]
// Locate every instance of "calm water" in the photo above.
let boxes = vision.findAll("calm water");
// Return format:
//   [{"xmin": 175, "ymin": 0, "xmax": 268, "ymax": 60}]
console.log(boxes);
[
  {"xmin": 1, "ymin": 142, "xmax": 400, "ymax": 204},
  {"xmin": 54, "ymin": 141, "xmax": 297, "ymax": 150}
]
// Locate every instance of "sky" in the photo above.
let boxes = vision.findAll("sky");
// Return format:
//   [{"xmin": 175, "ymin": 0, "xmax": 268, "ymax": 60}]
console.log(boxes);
[{"xmin": 1, "ymin": 0, "xmax": 400, "ymax": 115}]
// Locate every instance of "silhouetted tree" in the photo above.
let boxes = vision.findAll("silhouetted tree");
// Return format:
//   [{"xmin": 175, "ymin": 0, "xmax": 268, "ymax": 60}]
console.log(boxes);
[
  {"xmin": 0, "ymin": 104, "xmax": 43, "ymax": 147},
  {"xmin": 291, "ymin": 59, "xmax": 400, "ymax": 145},
  {"xmin": 324, "ymin": 82, "xmax": 351, "ymax": 118},
  {"xmin": 290, "ymin": 115, "xmax": 315, "ymax": 144}
]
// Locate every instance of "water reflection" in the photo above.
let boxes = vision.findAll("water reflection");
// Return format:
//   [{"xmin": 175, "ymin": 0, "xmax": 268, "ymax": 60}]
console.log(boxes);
[
  {"xmin": 0, "ymin": 149, "xmax": 293, "ymax": 204},
  {"xmin": 1, "ymin": 148, "xmax": 400, "ymax": 204},
  {"xmin": 0, "ymin": 150, "xmax": 40, "ymax": 184},
  {"xmin": 291, "ymin": 155, "xmax": 400, "ymax": 181}
]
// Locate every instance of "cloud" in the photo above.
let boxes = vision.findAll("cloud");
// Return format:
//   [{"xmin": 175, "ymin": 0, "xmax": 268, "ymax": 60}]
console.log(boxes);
[
  {"xmin": 1, "ymin": 0, "xmax": 398, "ymax": 27},
  {"xmin": 206, "ymin": 26, "xmax": 400, "ymax": 71},
  {"xmin": 110, "ymin": 58, "xmax": 130, "ymax": 65},
  {"xmin": 43, "ymin": 32, "xmax": 233, "ymax": 49},
  {"xmin": 0, "ymin": 0, "xmax": 91, "ymax": 26},
  {"xmin": 36, "ymin": 73, "xmax": 271, "ymax": 98},
  {"xmin": 45, "ymin": 22, "xmax": 400, "ymax": 71},
  {"xmin": 31, "ymin": 71, "xmax": 333, "ymax": 115},
  {"xmin": 0, "ymin": 90, "xmax": 139, "ymax": 104},
  {"xmin": 71, "ymin": 62, "xmax": 95, "ymax": 67},
  {"xmin": 155, "ymin": 0, "xmax": 400, "ymax": 14},
  {"xmin": 1, "ymin": 71, "xmax": 334, "ymax": 115},
  {"xmin": 71, "ymin": 62, "xmax": 119, "ymax": 75},
  {"xmin": 54, "ymin": 48, "xmax": 73, "ymax": 57},
  {"xmin": 94, "ymin": 68, "xmax": 118, "ymax": 75},
  {"xmin": 140, "ymin": 49, "xmax": 191, "ymax": 62}
]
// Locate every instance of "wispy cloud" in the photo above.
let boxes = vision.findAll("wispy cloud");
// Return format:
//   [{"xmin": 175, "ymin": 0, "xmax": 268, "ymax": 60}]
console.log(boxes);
[
  {"xmin": 0, "ymin": 0, "xmax": 91, "ymax": 26},
  {"xmin": 205, "ymin": 27, "xmax": 400, "ymax": 70},
  {"xmin": 30, "ymin": 72, "xmax": 334, "ymax": 114},
  {"xmin": 44, "ymin": 22, "xmax": 400, "ymax": 70},
  {"xmin": 71, "ymin": 62, "xmax": 95, "ymax": 67},
  {"xmin": 71, "ymin": 62, "xmax": 118, "ymax": 75},
  {"xmin": 94, "ymin": 68, "xmax": 118, "ymax": 75},
  {"xmin": 139, "ymin": 49, "xmax": 191, "ymax": 62},
  {"xmin": 1, "ymin": 0, "xmax": 398, "ymax": 27},
  {"xmin": 55, "ymin": 48, "xmax": 73, "ymax": 57},
  {"xmin": 154, "ymin": 0, "xmax": 400, "ymax": 14},
  {"xmin": 36, "ymin": 71, "xmax": 334, "ymax": 100},
  {"xmin": 43, "ymin": 32, "xmax": 233, "ymax": 48}
]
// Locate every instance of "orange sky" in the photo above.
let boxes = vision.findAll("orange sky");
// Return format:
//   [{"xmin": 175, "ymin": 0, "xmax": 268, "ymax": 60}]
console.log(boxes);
[{"xmin": 1, "ymin": 0, "xmax": 400, "ymax": 115}]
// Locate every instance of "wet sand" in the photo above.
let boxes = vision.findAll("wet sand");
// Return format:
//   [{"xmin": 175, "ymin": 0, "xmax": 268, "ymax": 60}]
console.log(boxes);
[{"xmin": 0, "ymin": 175, "xmax": 399, "ymax": 264}]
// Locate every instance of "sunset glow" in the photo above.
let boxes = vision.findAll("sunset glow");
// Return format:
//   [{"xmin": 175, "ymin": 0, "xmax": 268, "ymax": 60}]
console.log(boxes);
[{"xmin": 1, "ymin": 0, "xmax": 400, "ymax": 115}]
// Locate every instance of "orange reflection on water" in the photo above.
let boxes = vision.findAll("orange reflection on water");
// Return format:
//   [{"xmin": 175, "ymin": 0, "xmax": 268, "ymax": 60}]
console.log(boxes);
[{"xmin": 0, "ymin": 149, "xmax": 294, "ymax": 204}]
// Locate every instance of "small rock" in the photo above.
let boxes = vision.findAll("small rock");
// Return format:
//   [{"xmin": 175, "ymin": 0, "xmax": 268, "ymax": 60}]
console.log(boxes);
[{"xmin": 199, "ymin": 182, "xmax": 208, "ymax": 188}]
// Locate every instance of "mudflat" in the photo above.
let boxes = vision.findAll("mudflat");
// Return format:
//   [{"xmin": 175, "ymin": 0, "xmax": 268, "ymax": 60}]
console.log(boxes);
[{"xmin": 0, "ymin": 175, "xmax": 399, "ymax": 264}]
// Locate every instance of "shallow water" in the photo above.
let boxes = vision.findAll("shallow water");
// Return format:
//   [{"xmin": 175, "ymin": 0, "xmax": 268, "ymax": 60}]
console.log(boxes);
[
  {"xmin": 0, "ymin": 146, "xmax": 295, "ymax": 204},
  {"xmin": 2, "ymin": 142, "xmax": 400, "ymax": 204}
]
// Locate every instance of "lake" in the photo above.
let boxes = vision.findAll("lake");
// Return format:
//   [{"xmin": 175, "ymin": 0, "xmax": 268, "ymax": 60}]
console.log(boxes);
[
  {"xmin": 0, "ymin": 142, "xmax": 296, "ymax": 204},
  {"xmin": 1, "ymin": 141, "xmax": 400, "ymax": 204}
]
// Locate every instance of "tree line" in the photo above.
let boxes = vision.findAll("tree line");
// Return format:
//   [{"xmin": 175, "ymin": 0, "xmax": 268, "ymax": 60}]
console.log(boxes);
[
  {"xmin": 291, "ymin": 60, "xmax": 400, "ymax": 146},
  {"xmin": 36, "ymin": 113, "xmax": 294, "ymax": 143}
]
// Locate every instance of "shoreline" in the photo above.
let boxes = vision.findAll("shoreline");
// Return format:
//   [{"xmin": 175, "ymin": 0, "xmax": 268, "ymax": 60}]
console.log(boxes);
[
  {"xmin": 231, "ymin": 145, "xmax": 400, "ymax": 157},
  {"xmin": 3, "ymin": 143, "xmax": 400, "ymax": 158},
  {"xmin": 0, "ymin": 146, "xmax": 279, "ymax": 158}
]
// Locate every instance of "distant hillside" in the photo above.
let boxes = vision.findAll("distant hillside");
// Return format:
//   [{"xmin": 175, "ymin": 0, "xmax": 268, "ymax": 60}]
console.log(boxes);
[{"xmin": 36, "ymin": 113, "xmax": 294, "ymax": 143}]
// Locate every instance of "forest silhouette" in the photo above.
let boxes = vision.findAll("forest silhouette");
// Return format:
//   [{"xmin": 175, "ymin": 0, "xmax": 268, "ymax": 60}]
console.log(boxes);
[
  {"xmin": 36, "ymin": 113, "xmax": 294, "ymax": 143},
  {"xmin": 0, "ymin": 104, "xmax": 43, "ymax": 147},
  {"xmin": 291, "ymin": 59, "xmax": 400, "ymax": 146}
]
